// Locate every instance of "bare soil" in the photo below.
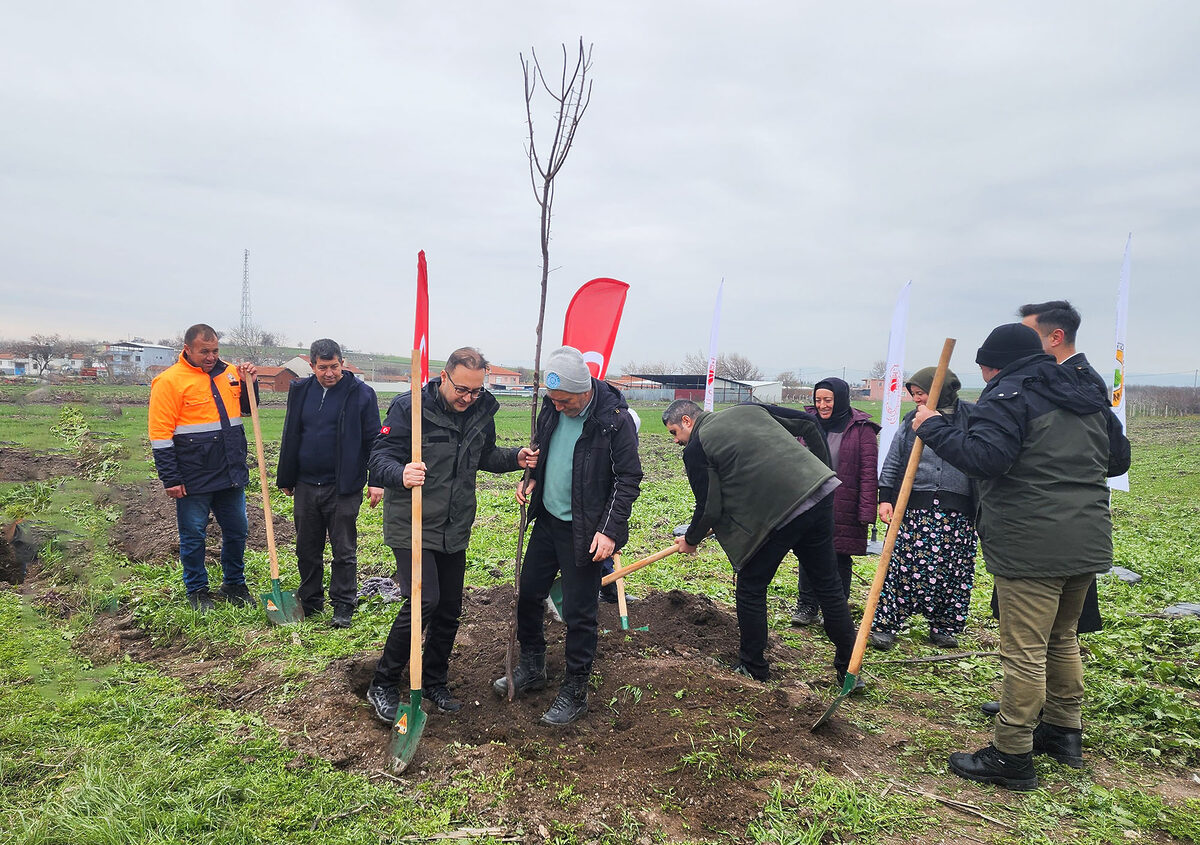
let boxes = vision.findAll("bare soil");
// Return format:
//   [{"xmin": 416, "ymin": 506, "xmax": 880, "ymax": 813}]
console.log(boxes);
[
  {"xmin": 0, "ymin": 446, "xmax": 78, "ymax": 482},
  {"xmin": 110, "ymin": 481, "xmax": 294, "ymax": 562},
  {"xmin": 69, "ymin": 583, "xmax": 1198, "ymax": 843}
]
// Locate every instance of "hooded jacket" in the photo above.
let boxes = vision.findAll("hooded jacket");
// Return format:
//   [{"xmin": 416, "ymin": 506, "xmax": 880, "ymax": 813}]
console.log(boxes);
[
  {"xmin": 149, "ymin": 353, "xmax": 253, "ymax": 494},
  {"xmin": 276, "ymin": 373, "xmax": 381, "ymax": 497},
  {"xmin": 916, "ymin": 353, "xmax": 1130, "ymax": 579},
  {"xmin": 527, "ymin": 378, "xmax": 643, "ymax": 566},
  {"xmin": 369, "ymin": 379, "xmax": 521, "ymax": 553}
]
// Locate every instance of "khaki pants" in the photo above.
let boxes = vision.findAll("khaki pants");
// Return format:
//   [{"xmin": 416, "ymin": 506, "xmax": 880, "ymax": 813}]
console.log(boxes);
[{"xmin": 993, "ymin": 573, "xmax": 1094, "ymax": 754}]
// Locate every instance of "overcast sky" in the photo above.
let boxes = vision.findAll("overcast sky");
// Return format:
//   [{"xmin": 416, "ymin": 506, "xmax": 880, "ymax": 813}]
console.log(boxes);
[{"xmin": 3, "ymin": 3, "xmax": 1198, "ymax": 386}]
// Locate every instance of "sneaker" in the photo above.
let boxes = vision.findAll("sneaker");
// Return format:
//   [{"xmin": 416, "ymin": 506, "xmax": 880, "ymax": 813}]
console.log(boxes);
[
  {"xmin": 366, "ymin": 684, "xmax": 401, "ymax": 724},
  {"xmin": 790, "ymin": 604, "xmax": 820, "ymax": 626},
  {"xmin": 330, "ymin": 605, "xmax": 353, "ymax": 629},
  {"xmin": 929, "ymin": 631, "xmax": 959, "ymax": 649},
  {"xmin": 867, "ymin": 630, "xmax": 896, "ymax": 651},
  {"xmin": 219, "ymin": 582, "xmax": 255, "ymax": 608},
  {"xmin": 426, "ymin": 684, "xmax": 462, "ymax": 713},
  {"xmin": 949, "ymin": 745, "xmax": 1039, "ymax": 791},
  {"xmin": 598, "ymin": 582, "xmax": 619, "ymax": 604},
  {"xmin": 188, "ymin": 588, "xmax": 214, "ymax": 613},
  {"xmin": 732, "ymin": 662, "xmax": 769, "ymax": 682}
]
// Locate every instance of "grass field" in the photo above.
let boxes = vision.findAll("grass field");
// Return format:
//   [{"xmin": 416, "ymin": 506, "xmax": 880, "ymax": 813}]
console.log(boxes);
[{"xmin": 1, "ymin": 385, "xmax": 1198, "ymax": 844}]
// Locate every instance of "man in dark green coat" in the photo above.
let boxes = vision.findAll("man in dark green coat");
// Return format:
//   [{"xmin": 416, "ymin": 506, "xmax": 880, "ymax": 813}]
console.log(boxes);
[
  {"xmin": 915, "ymin": 323, "xmax": 1129, "ymax": 791},
  {"xmin": 364, "ymin": 347, "xmax": 538, "ymax": 722},
  {"xmin": 663, "ymin": 399, "xmax": 856, "ymax": 685}
]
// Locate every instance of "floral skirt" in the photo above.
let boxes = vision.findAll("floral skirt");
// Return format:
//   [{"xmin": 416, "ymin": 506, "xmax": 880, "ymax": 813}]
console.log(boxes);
[{"xmin": 873, "ymin": 503, "xmax": 978, "ymax": 637}]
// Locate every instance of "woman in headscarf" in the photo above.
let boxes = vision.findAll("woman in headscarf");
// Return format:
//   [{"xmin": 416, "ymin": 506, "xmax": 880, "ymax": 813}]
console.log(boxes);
[
  {"xmin": 792, "ymin": 377, "xmax": 880, "ymax": 625},
  {"xmin": 869, "ymin": 367, "xmax": 977, "ymax": 650}
]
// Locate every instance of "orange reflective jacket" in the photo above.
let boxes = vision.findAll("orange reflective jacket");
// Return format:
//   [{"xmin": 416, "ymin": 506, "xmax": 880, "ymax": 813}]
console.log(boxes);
[{"xmin": 148, "ymin": 353, "xmax": 252, "ymax": 493}]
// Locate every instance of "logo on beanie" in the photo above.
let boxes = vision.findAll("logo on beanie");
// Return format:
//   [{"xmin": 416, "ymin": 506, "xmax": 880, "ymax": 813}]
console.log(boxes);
[{"xmin": 546, "ymin": 372, "xmax": 561, "ymax": 389}]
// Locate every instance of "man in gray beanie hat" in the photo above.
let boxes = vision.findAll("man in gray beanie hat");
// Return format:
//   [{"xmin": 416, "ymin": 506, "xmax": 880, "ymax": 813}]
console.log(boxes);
[
  {"xmin": 912, "ymin": 324, "xmax": 1129, "ymax": 790},
  {"xmin": 493, "ymin": 346, "xmax": 643, "ymax": 726}
]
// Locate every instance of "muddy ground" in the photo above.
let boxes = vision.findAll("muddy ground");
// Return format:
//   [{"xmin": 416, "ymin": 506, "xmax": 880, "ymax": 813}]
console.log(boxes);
[
  {"xmin": 77, "ymin": 586, "xmax": 902, "ymax": 842},
  {"xmin": 109, "ymin": 481, "xmax": 294, "ymax": 563},
  {"xmin": 0, "ymin": 445, "xmax": 79, "ymax": 482}
]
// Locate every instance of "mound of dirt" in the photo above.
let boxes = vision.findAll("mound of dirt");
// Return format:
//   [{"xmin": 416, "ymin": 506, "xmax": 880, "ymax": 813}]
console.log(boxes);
[
  {"xmin": 111, "ymin": 482, "xmax": 295, "ymax": 563},
  {"xmin": 0, "ymin": 446, "xmax": 78, "ymax": 482},
  {"xmin": 79, "ymin": 586, "xmax": 899, "ymax": 842}
]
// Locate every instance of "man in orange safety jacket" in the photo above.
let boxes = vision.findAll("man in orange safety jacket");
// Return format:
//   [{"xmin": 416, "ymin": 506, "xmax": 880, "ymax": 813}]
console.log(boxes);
[{"xmin": 148, "ymin": 323, "xmax": 258, "ymax": 613}]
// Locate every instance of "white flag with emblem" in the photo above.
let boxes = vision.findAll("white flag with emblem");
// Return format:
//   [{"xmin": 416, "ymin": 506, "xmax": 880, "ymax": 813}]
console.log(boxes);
[
  {"xmin": 1109, "ymin": 235, "xmax": 1132, "ymax": 492},
  {"xmin": 878, "ymin": 281, "xmax": 912, "ymax": 476},
  {"xmin": 703, "ymin": 280, "xmax": 724, "ymax": 412}
]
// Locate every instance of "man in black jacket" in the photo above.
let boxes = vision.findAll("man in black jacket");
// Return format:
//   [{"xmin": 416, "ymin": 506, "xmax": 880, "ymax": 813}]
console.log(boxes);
[
  {"xmin": 277, "ymin": 339, "xmax": 383, "ymax": 628},
  {"xmin": 914, "ymin": 323, "xmax": 1130, "ymax": 791},
  {"xmin": 492, "ymin": 346, "xmax": 643, "ymax": 726},
  {"xmin": 366, "ymin": 347, "xmax": 538, "ymax": 722}
]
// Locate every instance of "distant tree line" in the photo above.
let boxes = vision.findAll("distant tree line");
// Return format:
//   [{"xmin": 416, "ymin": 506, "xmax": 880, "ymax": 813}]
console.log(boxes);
[
  {"xmin": 621, "ymin": 350, "xmax": 764, "ymax": 381},
  {"xmin": 1126, "ymin": 386, "xmax": 1200, "ymax": 417}
]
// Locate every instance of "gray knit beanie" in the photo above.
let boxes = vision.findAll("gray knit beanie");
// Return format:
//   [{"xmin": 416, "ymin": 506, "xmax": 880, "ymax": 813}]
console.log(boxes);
[{"xmin": 543, "ymin": 346, "xmax": 592, "ymax": 393}]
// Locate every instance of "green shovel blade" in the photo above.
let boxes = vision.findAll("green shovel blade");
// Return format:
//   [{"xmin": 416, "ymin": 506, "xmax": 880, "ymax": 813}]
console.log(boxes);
[
  {"xmin": 389, "ymin": 689, "xmax": 428, "ymax": 773},
  {"xmin": 260, "ymin": 579, "xmax": 304, "ymax": 626},
  {"xmin": 810, "ymin": 671, "xmax": 858, "ymax": 730},
  {"xmin": 547, "ymin": 577, "xmax": 565, "ymax": 622}
]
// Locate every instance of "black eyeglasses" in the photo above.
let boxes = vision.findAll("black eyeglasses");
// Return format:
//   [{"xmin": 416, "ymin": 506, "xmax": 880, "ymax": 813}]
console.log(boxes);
[{"xmin": 444, "ymin": 370, "xmax": 485, "ymax": 398}]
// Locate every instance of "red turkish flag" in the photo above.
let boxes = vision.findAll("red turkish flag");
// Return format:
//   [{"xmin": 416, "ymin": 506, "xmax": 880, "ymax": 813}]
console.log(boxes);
[
  {"xmin": 561, "ymin": 278, "xmax": 629, "ymax": 379},
  {"xmin": 413, "ymin": 251, "xmax": 429, "ymax": 386}
]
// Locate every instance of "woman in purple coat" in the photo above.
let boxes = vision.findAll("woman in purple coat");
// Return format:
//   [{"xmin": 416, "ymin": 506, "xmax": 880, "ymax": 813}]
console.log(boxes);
[{"xmin": 792, "ymin": 377, "xmax": 880, "ymax": 626}]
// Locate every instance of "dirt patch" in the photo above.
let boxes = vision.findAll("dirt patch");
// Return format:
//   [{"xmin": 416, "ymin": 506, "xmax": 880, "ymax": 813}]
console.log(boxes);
[
  {"xmin": 110, "ymin": 482, "xmax": 295, "ymax": 563},
  {"xmin": 0, "ymin": 446, "xmax": 78, "ymax": 482},
  {"xmin": 76, "ymin": 587, "xmax": 912, "ymax": 841}
]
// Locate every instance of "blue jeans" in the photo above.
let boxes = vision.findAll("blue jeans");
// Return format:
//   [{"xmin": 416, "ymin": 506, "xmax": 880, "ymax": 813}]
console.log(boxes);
[{"xmin": 175, "ymin": 486, "xmax": 248, "ymax": 594}]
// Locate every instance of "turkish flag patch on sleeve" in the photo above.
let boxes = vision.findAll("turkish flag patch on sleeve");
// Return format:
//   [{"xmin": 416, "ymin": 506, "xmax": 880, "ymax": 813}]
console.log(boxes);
[{"xmin": 380, "ymin": 426, "xmax": 390, "ymax": 435}]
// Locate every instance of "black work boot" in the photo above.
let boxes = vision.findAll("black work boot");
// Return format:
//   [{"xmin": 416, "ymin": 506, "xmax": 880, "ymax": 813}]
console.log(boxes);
[
  {"xmin": 980, "ymin": 700, "xmax": 1001, "ymax": 717},
  {"xmin": 1033, "ymin": 721, "xmax": 1084, "ymax": 768},
  {"xmin": 948, "ymin": 745, "xmax": 1038, "ymax": 791},
  {"xmin": 491, "ymin": 651, "xmax": 548, "ymax": 698},
  {"xmin": 219, "ymin": 582, "xmax": 255, "ymax": 608},
  {"xmin": 790, "ymin": 604, "xmax": 820, "ymax": 626},
  {"xmin": 330, "ymin": 604, "xmax": 354, "ymax": 629},
  {"xmin": 188, "ymin": 588, "xmax": 214, "ymax": 613},
  {"xmin": 540, "ymin": 673, "xmax": 590, "ymax": 726}
]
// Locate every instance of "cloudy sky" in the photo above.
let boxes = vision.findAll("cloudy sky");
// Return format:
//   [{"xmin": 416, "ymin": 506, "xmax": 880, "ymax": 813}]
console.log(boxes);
[{"xmin": 3, "ymin": 3, "xmax": 1197, "ymax": 386}]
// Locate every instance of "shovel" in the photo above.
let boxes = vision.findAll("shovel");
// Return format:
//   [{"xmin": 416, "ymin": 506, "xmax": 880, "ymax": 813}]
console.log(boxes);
[
  {"xmin": 390, "ymin": 350, "xmax": 428, "ymax": 771},
  {"xmin": 246, "ymin": 375, "xmax": 304, "ymax": 626},
  {"xmin": 812, "ymin": 337, "xmax": 955, "ymax": 730},
  {"xmin": 612, "ymin": 554, "xmax": 648, "ymax": 632},
  {"xmin": 600, "ymin": 543, "xmax": 682, "ymax": 586}
]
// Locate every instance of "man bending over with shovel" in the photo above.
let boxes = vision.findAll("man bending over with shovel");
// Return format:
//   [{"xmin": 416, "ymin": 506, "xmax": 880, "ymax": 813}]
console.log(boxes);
[
  {"xmin": 365, "ymin": 347, "xmax": 538, "ymax": 722},
  {"xmin": 663, "ymin": 400, "xmax": 857, "ymax": 687}
]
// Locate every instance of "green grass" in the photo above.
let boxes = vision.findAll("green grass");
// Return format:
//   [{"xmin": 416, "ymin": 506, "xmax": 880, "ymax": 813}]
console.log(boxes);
[{"xmin": 2, "ymin": 387, "xmax": 1199, "ymax": 844}]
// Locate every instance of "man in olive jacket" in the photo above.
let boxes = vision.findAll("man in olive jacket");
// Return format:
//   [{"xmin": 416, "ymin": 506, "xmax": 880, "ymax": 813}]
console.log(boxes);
[
  {"xmin": 364, "ymin": 347, "xmax": 537, "ymax": 722},
  {"xmin": 914, "ymin": 323, "xmax": 1130, "ymax": 791},
  {"xmin": 663, "ymin": 399, "xmax": 856, "ymax": 685}
]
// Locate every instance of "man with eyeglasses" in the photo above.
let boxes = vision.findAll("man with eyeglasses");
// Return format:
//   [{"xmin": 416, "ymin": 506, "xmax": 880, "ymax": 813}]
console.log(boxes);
[
  {"xmin": 365, "ymin": 347, "xmax": 538, "ymax": 722},
  {"xmin": 492, "ymin": 346, "xmax": 643, "ymax": 726}
]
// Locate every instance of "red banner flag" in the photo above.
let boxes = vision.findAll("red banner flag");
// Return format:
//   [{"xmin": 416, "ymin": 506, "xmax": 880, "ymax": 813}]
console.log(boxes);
[
  {"xmin": 413, "ymin": 250, "xmax": 429, "ymax": 386},
  {"xmin": 561, "ymin": 277, "xmax": 629, "ymax": 380}
]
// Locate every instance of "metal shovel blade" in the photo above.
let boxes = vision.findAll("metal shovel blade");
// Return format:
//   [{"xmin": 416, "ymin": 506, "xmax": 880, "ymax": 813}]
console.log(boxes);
[
  {"xmin": 389, "ymin": 689, "xmax": 428, "ymax": 773},
  {"xmin": 811, "ymin": 671, "xmax": 859, "ymax": 730},
  {"xmin": 261, "ymin": 578, "xmax": 304, "ymax": 626},
  {"xmin": 547, "ymin": 576, "xmax": 565, "ymax": 623}
]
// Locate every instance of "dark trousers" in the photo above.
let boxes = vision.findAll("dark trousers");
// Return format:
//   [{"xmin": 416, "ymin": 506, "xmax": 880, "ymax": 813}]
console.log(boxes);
[
  {"xmin": 737, "ymin": 496, "xmax": 855, "ymax": 678},
  {"xmin": 293, "ymin": 481, "xmax": 362, "ymax": 612},
  {"xmin": 796, "ymin": 552, "xmax": 854, "ymax": 606},
  {"xmin": 372, "ymin": 547, "xmax": 466, "ymax": 690},
  {"xmin": 516, "ymin": 515, "xmax": 602, "ymax": 676}
]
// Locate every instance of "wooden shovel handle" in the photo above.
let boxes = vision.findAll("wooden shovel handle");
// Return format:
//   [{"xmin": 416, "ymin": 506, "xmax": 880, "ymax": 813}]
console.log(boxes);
[
  {"xmin": 244, "ymin": 375, "xmax": 279, "ymax": 581},
  {"xmin": 848, "ymin": 337, "xmax": 956, "ymax": 676},
  {"xmin": 601, "ymin": 544, "xmax": 679, "ymax": 586},
  {"xmin": 410, "ymin": 351, "xmax": 423, "ymax": 693},
  {"xmin": 613, "ymin": 553, "xmax": 629, "ymax": 618}
]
